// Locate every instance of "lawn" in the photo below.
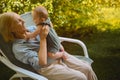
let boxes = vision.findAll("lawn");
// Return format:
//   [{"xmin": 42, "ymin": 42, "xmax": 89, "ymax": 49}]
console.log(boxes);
[
  {"xmin": 62, "ymin": 30, "xmax": 120, "ymax": 80},
  {"xmin": 87, "ymin": 30, "xmax": 120, "ymax": 80},
  {"xmin": 0, "ymin": 29, "xmax": 120, "ymax": 80}
]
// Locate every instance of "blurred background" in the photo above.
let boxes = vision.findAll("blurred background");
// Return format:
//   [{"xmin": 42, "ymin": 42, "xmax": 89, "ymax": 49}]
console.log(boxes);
[{"xmin": 0, "ymin": 0, "xmax": 120, "ymax": 80}]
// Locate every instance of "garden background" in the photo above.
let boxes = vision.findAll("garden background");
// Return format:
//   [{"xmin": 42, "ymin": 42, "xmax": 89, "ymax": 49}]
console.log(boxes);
[{"xmin": 0, "ymin": 0, "xmax": 120, "ymax": 80}]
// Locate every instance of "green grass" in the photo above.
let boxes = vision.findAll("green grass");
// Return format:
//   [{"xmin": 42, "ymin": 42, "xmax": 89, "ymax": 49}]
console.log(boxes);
[
  {"xmin": 0, "ymin": 29, "xmax": 120, "ymax": 80},
  {"xmin": 62, "ymin": 29, "xmax": 120, "ymax": 80},
  {"xmin": 88, "ymin": 30, "xmax": 120, "ymax": 80}
]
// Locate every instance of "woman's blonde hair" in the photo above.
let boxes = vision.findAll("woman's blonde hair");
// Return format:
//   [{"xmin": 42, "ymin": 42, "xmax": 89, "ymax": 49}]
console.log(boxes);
[{"xmin": 0, "ymin": 12, "xmax": 16, "ymax": 42}]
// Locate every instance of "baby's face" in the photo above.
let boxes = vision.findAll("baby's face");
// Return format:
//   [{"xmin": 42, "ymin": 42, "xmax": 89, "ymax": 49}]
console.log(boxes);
[{"xmin": 32, "ymin": 12, "xmax": 40, "ymax": 25}]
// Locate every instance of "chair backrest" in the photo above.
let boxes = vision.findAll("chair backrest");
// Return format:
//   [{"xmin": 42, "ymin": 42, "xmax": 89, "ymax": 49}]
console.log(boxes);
[
  {"xmin": 21, "ymin": 12, "xmax": 35, "ymax": 28},
  {"xmin": 0, "ymin": 35, "xmax": 37, "ymax": 73}
]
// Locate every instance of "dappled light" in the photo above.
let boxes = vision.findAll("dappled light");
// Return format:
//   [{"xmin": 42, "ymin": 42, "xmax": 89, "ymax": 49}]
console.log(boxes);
[{"xmin": 0, "ymin": 0, "xmax": 120, "ymax": 80}]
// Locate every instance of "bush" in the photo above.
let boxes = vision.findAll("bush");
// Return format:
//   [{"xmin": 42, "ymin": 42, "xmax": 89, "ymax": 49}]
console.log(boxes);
[{"xmin": 0, "ymin": 0, "xmax": 120, "ymax": 38}]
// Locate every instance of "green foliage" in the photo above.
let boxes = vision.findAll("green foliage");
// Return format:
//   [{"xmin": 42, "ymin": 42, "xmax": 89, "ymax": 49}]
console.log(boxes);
[
  {"xmin": 0, "ymin": 0, "xmax": 53, "ymax": 14},
  {"xmin": 0, "ymin": 0, "xmax": 120, "ymax": 38}
]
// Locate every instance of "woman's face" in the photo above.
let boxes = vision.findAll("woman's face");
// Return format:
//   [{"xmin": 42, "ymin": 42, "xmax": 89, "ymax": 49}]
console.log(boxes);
[{"xmin": 12, "ymin": 13, "xmax": 26, "ymax": 34}]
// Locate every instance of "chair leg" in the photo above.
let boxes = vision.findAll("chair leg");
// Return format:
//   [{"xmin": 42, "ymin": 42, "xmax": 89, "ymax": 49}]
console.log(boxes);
[
  {"xmin": 20, "ymin": 77, "xmax": 23, "ymax": 80},
  {"xmin": 9, "ymin": 72, "xmax": 28, "ymax": 80}
]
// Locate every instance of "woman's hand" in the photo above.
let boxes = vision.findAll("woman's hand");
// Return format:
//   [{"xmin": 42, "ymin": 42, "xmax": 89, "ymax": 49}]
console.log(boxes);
[
  {"xmin": 39, "ymin": 25, "xmax": 49, "ymax": 39},
  {"xmin": 59, "ymin": 45, "xmax": 68, "ymax": 60},
  {"xmin": 48, "ymin": 51, "xmax": 64, "ymax": 59},
  {"xmin": 62, "ymin": 52, "xmax": 68, "ymax": 60}
]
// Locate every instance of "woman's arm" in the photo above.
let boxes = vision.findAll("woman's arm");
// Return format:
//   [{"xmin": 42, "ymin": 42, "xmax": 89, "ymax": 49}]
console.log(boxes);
[
  {"xmin": 48, "ymin": 51, "xmax": 64, "ymax": 59},
  {"xmin": 25, "ymin": 25, "xmax": 42, "ymax": 40},
  {"xmin": 38, "ymin": 25, "xmax": 49, "ymax": 66},
  {"xmin": 38, "ymin": 38, "xmax": 47, "ymax": 66}
]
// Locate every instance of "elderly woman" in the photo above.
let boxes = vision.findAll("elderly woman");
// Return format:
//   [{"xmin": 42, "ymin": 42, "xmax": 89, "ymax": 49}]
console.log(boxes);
[{"xmin": 0, "ymin": 12, "xmax": 97, "ymax": 80}]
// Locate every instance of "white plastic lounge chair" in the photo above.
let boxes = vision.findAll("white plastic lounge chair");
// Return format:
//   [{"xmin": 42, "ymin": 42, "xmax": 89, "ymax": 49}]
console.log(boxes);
[{"xmin": 0, "ymin": 12, "xmax": 93, "ymax": 80}]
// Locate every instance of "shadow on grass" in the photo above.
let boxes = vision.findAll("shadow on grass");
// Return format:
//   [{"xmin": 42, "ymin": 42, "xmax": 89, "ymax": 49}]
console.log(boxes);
[{"xmin": 92, "ymin": 56, "xmax": 120, "ymax": 80}]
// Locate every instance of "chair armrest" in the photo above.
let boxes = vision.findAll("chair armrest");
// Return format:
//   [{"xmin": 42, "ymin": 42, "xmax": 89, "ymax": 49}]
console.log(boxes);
[
  {"xmin": 0, "ymin": 56, "xmax": 48, "ymax": 80},
  {"xmin": 59, "ymin": 37, "xmax": 89, "ymax": 58}
]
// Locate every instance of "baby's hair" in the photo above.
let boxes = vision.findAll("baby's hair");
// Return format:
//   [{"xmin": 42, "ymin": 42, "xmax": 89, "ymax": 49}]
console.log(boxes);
[{"xmin": 33, "ymin": 6, "xmax": 48, "ymax": 20}]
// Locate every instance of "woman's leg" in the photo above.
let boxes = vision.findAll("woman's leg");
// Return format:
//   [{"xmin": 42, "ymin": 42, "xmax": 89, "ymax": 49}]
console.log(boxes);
[
  {"xmin": 38, "ymin": 60, "xmax": 87, "ymax": 80},
  {"xmin": 63, "ymin": 52, "xmax": 98, "ymax": 80}
]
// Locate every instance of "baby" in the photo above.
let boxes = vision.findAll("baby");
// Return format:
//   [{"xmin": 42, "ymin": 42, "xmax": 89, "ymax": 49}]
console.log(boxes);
[{"xmin": 26, "ymin": 6, "xmax": 64, "ymax": 59}]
